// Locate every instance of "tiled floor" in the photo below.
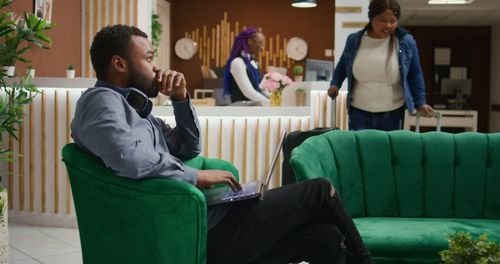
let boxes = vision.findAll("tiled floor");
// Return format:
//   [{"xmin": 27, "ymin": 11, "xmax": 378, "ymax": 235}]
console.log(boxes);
[
  {"xmin": 8, "ymin": 222, "xmax": 82, "ymax": 264},
  {"xmin": 8, "ymin": 222, "xmax": 309, "ymax": 264}
]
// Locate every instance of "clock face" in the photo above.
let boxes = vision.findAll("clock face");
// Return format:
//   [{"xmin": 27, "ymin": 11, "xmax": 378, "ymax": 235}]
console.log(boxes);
[
  {"xmin": 286, "ymin": 37, "xmax": 308, "ymax": 61},
  {"xmin": 174, "ymin": 37, "xmax": 198, "ymax": 60}
]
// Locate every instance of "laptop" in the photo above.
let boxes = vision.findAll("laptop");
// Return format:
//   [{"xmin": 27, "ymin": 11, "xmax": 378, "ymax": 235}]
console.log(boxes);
[{"xmin": 203, "ymin": 130, "xmax": 286, "ymax": 205}]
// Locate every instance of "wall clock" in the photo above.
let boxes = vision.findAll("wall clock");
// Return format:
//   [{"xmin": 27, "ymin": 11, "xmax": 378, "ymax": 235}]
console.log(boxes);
[
  {"xmin": 174, "ymin": 37, "xmax": 198, "ymax": 60},
  {"xmin": 286, "ymin": 37, "xmax": 308, "ymax": 61}
]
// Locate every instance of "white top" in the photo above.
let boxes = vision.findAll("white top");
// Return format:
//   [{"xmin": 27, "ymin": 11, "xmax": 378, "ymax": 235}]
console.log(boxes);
[
  {"xmin": 351, "ymin": 33, "xmax": 404, "ymax": 112},
  {"xmin": 230, "ymin": 57, "xmax": 270, "ymax": 103}
]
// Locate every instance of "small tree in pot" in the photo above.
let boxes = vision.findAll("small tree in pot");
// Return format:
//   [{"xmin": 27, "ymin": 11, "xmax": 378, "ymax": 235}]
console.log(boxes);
[
  {"xmin": 0, "ymin": 0, "xmax": 52, "ymax": 261},
  {"xmin": 0, "ymin": 0, "xmax": 51, "ymax": 74},
  {"xmin": 1, "ymin": 0, "xmax": 51, "ymax": 185}
]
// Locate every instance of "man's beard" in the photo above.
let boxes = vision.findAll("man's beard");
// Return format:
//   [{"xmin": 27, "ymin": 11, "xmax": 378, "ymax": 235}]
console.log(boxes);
[{"xmin": 127, "ymin": 65, "xmax": 158, "ymax": 98}]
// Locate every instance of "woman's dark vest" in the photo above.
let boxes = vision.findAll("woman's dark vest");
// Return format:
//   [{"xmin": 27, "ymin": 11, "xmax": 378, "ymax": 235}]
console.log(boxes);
[{"xmin": 229, "ymin": 58, "xmax": 261, "ymax": 102}]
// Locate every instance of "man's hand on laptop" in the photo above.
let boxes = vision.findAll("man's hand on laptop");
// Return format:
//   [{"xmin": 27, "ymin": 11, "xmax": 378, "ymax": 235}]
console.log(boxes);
[{"xmin": 197, "ymin": 170, "xmax": 242, "ymax": 192}]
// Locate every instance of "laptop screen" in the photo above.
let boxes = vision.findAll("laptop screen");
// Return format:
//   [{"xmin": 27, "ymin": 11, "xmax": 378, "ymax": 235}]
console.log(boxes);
[{"xmin": 262, "ymin": 130, "xmax": 287, "ymax": 189}]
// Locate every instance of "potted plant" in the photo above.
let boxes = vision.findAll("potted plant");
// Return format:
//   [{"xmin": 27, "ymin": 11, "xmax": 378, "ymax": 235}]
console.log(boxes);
[
  {"xmin": 26, "ymin": 64, "xmax": 35, "ymax": 78},
  {"xmin": 260, "ymin": 72, "xmax": 294, "ymax": 106},
  {"xmin": 151, "ymin": 12, "xmax": 163, "ymax": 58},
  {"xmin": 440, "ymin": 231, "xmax": 500, "ymax": 263},
  {"xmin": 293, "ymin": 65, "xmax": 304, "ymax": 82},
  {"xmin": 1, "ymin": 0, "xmax": 52, "ymax": 261},
  {"xmin": 66, "ymin": 64, "xmax": 75, "ymax": 78},
  {"xmin": 1, "ymin": 1, "xmax": 51, "ymax": 77}
]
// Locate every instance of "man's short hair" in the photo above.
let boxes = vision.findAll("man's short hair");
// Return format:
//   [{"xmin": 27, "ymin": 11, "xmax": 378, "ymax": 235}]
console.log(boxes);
[{"xmin": 90, "ymin": 24, "xmax": 148, "ymax": 79}]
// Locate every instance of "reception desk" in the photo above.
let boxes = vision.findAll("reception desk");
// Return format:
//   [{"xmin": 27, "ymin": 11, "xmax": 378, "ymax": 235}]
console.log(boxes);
[{"xmin": 1, "ymin": 79, "xmax": 346, "ymax": 227}]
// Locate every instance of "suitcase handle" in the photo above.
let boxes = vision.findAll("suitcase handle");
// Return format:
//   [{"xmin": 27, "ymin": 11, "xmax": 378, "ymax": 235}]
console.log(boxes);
[{"xmin": 415, "ymin": 111, "xmax": 442, "ymax": 132}]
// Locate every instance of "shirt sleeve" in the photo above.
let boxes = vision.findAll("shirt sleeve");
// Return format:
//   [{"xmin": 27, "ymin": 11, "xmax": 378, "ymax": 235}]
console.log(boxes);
[
  {"xmin": 156, "ymin": 95, "xmax": 202, "ymax": 160},
  {"xmin": 406, "ymin": 36, "xmax": 426, "ymax": 108},
  {"xmin": 331, "ymin": 35, "xmax": 352, "ymax": 88},
  {"xmin": 71, "ymin": 90, "xmax": 199, "ymax": 185},
  {"xmin": 230, "ymin": 58, "xmax": 270, "ymax": 102}
]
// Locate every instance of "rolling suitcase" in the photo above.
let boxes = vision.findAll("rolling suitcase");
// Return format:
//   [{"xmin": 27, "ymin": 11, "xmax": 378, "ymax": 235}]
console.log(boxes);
[{"xmin": 414, "ymin": 111, "xmax": 442, "ymax": 132}]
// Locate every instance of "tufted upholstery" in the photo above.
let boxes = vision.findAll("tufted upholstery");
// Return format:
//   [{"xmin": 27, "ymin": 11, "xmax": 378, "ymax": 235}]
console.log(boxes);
[{"xmin": 290, "ymin": 130, "xmax": 500, "ymax": 263}]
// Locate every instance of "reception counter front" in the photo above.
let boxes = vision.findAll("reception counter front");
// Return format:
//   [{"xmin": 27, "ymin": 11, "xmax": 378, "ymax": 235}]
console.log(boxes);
[{"xmin": 1, "ymin": 79, "xmax": 347, "ymax": 227}]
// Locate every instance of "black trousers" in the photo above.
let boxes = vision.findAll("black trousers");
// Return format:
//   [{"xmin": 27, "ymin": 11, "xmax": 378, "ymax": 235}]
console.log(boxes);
[{"xmin": 207, "ymin": 178, "xmax": 368, "ymax": 264}]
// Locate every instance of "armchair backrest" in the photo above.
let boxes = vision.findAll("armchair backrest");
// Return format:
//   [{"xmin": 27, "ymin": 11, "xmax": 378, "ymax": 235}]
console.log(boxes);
[
  {"xmin": 290, "ymin": 130, "xmax": 500, "ymax": 220},
  {"xmin": 62, "ymin": 143, "xmax": 237, "ymax": 264}
]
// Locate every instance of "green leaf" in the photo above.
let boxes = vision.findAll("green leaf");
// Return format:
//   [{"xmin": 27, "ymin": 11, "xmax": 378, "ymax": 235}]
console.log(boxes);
[
  {"xmin": 440, "ymin": 232, "xmax": 500, "ymax": 264},
  {"xmin": 34, "ymin": 32, "xmax": 51, "ymax": 43}
]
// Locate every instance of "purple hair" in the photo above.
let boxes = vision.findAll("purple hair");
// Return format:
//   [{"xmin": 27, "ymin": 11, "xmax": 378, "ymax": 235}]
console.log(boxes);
[{"xmin": 223, "ymin": 27, "xmax": 261, "ymax": 97}]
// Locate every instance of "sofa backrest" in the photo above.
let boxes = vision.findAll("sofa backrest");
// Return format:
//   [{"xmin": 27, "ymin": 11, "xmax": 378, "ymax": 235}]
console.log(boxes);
[{"xmin": 290, "ymin": 130, "xmax": 500, "ymax": 219}]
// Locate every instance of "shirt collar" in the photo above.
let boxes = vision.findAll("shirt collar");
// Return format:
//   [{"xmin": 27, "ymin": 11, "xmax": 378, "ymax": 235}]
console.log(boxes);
[
  {"xmin": 241, "ymin": 51, "xmax": 255, "ymax": 60},
  {"xmin": 94, "ymin": 80, "xmax": 148, "ymax": 99}
]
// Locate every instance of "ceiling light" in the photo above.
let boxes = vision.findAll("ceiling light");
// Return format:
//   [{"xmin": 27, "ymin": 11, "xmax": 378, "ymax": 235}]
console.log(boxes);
[
  {"xmin": 428, "ymin": 0, "xmax": 474, "ymax": 4},
  {"xmin": 292, "ymin": 0, "xmax": 317, "ymax": 8}
]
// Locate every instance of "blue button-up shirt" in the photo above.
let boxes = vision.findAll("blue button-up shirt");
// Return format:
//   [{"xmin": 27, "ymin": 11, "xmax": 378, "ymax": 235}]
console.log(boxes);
[
  {"xmin": 71, "ymin": 80, "xmax": 201, "ymax": 185},
  {"xmin": 331, "ymin": 27, "xmax": 427, "ymax": 113}
]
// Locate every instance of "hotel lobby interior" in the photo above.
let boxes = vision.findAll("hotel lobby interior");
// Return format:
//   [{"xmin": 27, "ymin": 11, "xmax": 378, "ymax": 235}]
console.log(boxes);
[{"xmin": 1, "ymin": 0, "xmax": 500, "ymax": 263}]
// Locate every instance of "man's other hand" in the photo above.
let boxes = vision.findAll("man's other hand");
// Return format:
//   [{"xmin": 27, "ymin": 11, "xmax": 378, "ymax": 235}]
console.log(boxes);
[{"xmin": 197, "ymin": 170, "xmax": 242, "ymax": 192}]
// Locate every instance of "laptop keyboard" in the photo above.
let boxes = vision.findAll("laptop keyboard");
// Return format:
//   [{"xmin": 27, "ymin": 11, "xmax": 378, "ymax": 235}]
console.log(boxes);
[{"xmin": 222, "ymin": 181, "xmax": 259, "ymax": 201}]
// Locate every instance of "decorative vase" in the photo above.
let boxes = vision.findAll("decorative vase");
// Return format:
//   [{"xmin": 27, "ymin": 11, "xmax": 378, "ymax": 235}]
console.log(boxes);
[
  {"xmin": 294, "ymin": 75, "xmax": 303, "ymax": 82},
  {"xmin": 295, "ymin": 90, "xmax": 306, "ymax": 106},
  {"xmin": 1, "ymin": 66, "xmax": 15, "ymax": 77},
  {"xmin": 0, "ymin": 189, "xmax": 8, "ymax": 264},
  {"xmin": 270, "ymin": 90, "xmax": 282, "ymax": 106}
]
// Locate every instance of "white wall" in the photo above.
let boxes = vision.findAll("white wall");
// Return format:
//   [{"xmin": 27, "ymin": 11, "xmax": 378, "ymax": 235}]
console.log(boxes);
[
  {"xmin": 490, "ymin": 23, "xmax": 500, "ymax": 132},
  {"xmin": 334, "ymin": 0, "xmax": 369, "ymax": 91},
  {"xmin": 137, "ymin": 0, "xmax": 154, "ymax": 38}
]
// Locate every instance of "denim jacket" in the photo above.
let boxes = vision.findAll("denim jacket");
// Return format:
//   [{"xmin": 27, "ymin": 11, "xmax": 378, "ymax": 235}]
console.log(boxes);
[{"xmin": 330, "ymin": 27, "xmax": 426, "ymax": 113}]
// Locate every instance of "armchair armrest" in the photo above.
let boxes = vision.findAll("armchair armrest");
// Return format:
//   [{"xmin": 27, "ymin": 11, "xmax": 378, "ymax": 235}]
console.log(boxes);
[
  {"xmin": 62, "ymin": 143, "xmax": 208, "ymax": 264},
  {"xmin": 183, "ymin": 155, "xmax": 240, "ymax": 186}
]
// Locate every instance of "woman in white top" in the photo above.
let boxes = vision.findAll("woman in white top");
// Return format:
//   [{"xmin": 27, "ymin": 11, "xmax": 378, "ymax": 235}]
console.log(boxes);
[
  {"xmin": 223, "ymin": 27, "xmax": 269, "ymax": 104},
  {"xmin": 328, "ymin": 0, "xmax": 433, "ymax": 131}
]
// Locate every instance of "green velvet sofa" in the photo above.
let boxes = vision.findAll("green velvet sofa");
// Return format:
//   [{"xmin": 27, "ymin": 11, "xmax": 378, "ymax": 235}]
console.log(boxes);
[
  {"xmin": 290, "ymin": 130, "xmax": 500, "ymax": 263},
  {"xmin": 62, "ymin": 143, "xmax": 239, "ymax": 264}
]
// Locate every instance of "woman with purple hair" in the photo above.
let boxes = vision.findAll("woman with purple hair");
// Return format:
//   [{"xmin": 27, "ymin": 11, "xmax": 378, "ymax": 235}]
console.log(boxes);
[{"xmin": 223, "ymin": 27, "xmax": 270, "ymax": 104}]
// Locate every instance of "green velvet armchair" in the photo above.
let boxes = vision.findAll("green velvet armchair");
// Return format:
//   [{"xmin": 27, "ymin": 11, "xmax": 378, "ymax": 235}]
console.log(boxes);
[{"xmin": 62, "ymin": 143, "xmax": 239, "ymax": 264}]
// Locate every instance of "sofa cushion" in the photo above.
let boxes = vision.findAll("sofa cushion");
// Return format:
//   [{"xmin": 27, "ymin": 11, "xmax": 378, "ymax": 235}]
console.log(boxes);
[{"xmin": 354, "ymin": 217, "xmax": 500, "ymax": 263}]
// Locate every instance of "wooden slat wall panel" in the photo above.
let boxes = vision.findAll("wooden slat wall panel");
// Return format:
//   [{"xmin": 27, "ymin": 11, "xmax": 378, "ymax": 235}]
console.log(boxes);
[
  {"xmin": 133, "ymin": 0, "xmax": 138, "ymax": 27},
  {"xmin": 29, "ymin": 93, "xmax": 34, "ymax": 212},
  {"xmin": 41, "ymin": 91, "xmax": 46, "ymax": 213},
  {"xmin": 0, "ymin": 88, "xmax": 346, "ymax": 226},
  {"xmin": 65, "ymin": 91, "xmax": 72, "ymax": 214},
  {"xmin": 8, "ymin": 135, "xmax": 13, "ymax": 209},
  {"xmin": 184, "ymin": 12, "xmax": 294, "ymax": 74},
  {"xmin": 53, "ymin": 90, "xmax": 59, "ymax": 214},
  {"xmin": 18, "ymin": 118, "xmax": 24, "ymax": 211},
  {"xmin": 84, "ymin": 0, "xmax": 139, "ymax": 77},
  {"xmin": 85, "ymin": 0, "xmax": 92, "ymax": 78}
]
